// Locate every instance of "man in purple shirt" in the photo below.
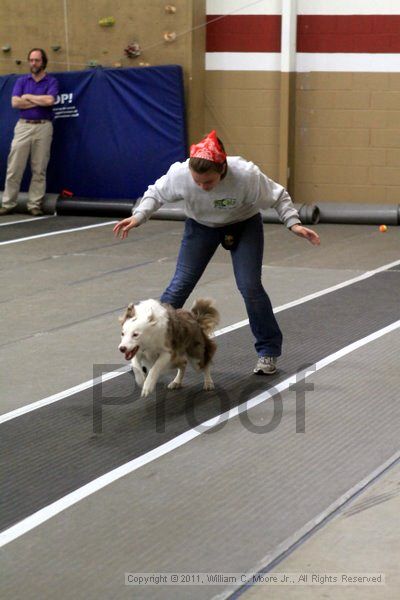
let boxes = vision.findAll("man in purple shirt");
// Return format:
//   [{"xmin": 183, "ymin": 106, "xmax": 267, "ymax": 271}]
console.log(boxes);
[{"xmin": 0, "ymin": 48, "xmax": 59, "ymax": 216}]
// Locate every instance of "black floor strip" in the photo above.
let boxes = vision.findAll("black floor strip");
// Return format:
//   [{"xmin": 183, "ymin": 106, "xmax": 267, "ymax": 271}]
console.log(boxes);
[{"xmin": 1, "ymin": 270, "xmax": 399, "ymax": 532}]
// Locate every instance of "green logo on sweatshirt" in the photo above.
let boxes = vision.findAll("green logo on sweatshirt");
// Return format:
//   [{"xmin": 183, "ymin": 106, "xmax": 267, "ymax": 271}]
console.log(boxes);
[{"xmin": 214, "ymin": 198, "xmax": 236, "ymax": 209}]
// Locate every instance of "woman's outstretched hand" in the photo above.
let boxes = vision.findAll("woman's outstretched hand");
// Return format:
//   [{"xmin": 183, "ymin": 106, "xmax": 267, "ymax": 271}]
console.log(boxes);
[
  {"xmin": 290, "ymin": 224, "xmax": 320, "ymax": 246},
  {"xmin": 113, "ymin": 216, "xmax": 139, "ymax": 240}
]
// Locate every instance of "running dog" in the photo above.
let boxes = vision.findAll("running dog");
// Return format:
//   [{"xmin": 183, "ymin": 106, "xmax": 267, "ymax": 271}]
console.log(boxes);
[{"xmin": 119, "ymin": 298, "xmax": 219, "ymax": 397}]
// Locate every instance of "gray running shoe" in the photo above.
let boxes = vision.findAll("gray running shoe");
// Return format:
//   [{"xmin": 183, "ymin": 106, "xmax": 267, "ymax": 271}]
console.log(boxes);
[{"xmin": 253, "ymin": 356, "xmax": 277, "ymax": 375}]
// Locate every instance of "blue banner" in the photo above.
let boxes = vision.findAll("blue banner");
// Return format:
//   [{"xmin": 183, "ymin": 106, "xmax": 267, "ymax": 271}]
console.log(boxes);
[{"xmin": 0, "ymin": 66, "xmax": 187, "ymax": 199}]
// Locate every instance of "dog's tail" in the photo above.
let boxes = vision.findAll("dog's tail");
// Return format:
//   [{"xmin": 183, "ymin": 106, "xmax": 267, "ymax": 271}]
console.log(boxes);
[{"xmin": 190, "ymin": 298, "xmax": 220, "ymax": 336}]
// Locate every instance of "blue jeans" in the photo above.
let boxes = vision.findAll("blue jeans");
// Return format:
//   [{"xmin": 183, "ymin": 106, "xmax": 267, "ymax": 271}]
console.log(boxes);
[{"xmin": 160, "ymin": 214, "xmax": 283, "ymax": 357}]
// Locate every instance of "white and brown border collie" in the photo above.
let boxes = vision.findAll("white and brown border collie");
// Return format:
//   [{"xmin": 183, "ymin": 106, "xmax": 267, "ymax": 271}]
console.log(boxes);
[{"xmin": 119, "ymin": 298, "xmax": 219, "ymax": 397}]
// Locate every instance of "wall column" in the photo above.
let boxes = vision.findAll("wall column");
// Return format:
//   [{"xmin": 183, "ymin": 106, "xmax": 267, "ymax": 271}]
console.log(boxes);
[{"xmin": 279, "ymin": 0, "xmax": 297, "ymax": 190}]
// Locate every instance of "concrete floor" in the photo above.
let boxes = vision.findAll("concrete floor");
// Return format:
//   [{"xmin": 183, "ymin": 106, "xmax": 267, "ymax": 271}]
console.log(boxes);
[
  {"xmin": 243, "ymin": 461, "xmax": 400, "ymax": 600},
  {"xmin": 0, "ymin": 215, "xmax": 399, "ymax": 599}
]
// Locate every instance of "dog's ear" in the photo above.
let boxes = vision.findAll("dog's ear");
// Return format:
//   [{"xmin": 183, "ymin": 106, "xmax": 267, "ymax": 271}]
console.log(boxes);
[
  {"xmin": 119, "ymin": 302, "xmax": 135, "ymax": 324},
  {"xmin": 147, "ymin": 309, "xmax": 157, "ymax": 325}
]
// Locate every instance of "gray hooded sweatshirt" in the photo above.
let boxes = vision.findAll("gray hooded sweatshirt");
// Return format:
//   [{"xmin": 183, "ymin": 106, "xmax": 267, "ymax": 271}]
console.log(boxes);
[{"xmin": 133, "ymin": 156, "xmax": 301, "ymax": 229}]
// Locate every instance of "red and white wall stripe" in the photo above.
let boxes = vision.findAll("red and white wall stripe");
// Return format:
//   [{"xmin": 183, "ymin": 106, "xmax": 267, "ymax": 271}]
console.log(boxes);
[{"xmin": 206, "ymin": 0, "xmax": 400, "ymax": 72}]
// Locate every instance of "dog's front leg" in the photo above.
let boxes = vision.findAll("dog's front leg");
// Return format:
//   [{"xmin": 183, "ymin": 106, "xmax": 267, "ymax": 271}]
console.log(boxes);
[
  {"xmin": 141, "ymin": 352, "xmax": 171, "ymax": 397},
  {"xmin": 131, "ymin": 356, "xmax": 146, "ymax": 388}
]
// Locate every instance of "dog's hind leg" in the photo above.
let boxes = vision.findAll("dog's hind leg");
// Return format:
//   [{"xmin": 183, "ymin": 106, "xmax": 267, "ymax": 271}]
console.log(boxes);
[
  {"xmin": 168, "ymin": 363, "xmax": 187, "ymax": 390},
  {"xmin": 202, "ymin": 364, "xmax": 214, "ymax": 391}
]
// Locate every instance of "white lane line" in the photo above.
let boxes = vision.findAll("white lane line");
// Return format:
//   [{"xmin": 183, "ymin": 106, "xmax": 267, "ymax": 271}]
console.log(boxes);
[
  {"xmin": 1, "ymin": 319, "xmax": 399, "ymax": 549},
  {"xmin": 1, "ymin": 256, "xmax": 400, "ymax": 425},
  {"xmin": 0, "ymin": 216, "xmax": 54, "ymax": 227},
  {"xmin": 0, "ymin": 220, "xmax": 117, "ymax": 245}
]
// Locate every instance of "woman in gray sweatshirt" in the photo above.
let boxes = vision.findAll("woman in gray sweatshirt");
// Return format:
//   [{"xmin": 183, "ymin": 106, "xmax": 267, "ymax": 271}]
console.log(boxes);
[{"xmin": 114, "ymin": 130, "xmax": 320, "ymax": 375}]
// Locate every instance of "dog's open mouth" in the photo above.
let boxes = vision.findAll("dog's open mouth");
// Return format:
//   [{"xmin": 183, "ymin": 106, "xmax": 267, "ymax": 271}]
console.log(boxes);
[{"xmin": 124, "ymin": 346, "xmax": 139, "ymax": 361}]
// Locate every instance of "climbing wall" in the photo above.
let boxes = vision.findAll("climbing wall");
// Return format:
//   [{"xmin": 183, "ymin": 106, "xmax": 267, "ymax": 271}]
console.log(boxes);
[{"xmin": 0, "ymin": 0, "xmax": 205, "ymax": 143}]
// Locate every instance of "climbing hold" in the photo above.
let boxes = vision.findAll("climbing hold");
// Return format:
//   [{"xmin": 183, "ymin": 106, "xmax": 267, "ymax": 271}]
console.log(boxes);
[
  {"xmin": 164, "ymin": 32, "xmax": 177, "ymax": 42},
  {"xmin": 124, "ymin": 42, "xmax": 141, "ymax": 58},
  {"xmin": 99, "ymin": 16, "xmax": 115, "ymax": 27}
]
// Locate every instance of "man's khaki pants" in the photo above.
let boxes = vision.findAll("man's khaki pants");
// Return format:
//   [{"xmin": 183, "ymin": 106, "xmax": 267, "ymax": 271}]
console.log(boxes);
[{"xmin": 1, "ymin": 120, "xmax": 53, "ymax": 210}]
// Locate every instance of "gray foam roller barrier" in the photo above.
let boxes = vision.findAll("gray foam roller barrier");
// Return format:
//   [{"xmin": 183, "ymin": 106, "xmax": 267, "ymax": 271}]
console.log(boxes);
[
  {"xmin": 2, "ymin": 191, "xmax": 400, "ymax": 225},
  {"xmin": 139, "ymin": 201, "xmax": 321, "ymax": 225},
  {"xmin": 317, "ymin": 202, "xmax": 400, "ymax": 225},
  {"xmin": 56, "ymin": 196, "xmax": 135, "ymax": 218}
]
